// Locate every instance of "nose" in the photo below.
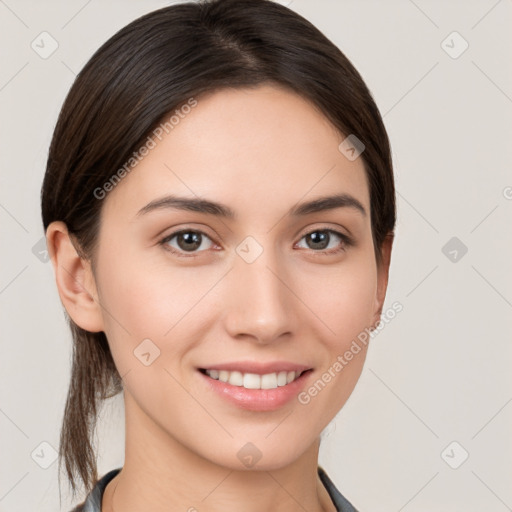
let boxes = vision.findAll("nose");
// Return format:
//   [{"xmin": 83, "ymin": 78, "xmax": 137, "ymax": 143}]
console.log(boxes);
[{"xmin": 222, "ymin": 244, "xmax": 296, "ymax": 345}]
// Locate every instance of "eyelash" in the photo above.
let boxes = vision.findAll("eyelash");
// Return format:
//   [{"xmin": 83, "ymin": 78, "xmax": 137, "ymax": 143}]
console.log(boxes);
[{"xmin": 159, "ymin": 228, "xmax": 354, "ymax": 258}]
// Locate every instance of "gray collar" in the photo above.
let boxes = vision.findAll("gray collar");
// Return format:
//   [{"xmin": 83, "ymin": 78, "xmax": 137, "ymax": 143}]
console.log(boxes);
[{"xmin": 79, "ymin": 466, "xmax": 358, "ymax": 512}]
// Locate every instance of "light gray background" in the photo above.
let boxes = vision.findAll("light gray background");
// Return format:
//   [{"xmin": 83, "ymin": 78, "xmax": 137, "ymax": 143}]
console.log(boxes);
[{"xmin": 1, "ymin": 0, "xmax": 511, "ymax": 510}]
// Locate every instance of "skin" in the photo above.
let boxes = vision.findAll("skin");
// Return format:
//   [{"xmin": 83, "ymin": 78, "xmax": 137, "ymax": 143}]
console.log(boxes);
[{"xmin": 47, "ymin": 84, "xmax": 392, "ymax": 512}]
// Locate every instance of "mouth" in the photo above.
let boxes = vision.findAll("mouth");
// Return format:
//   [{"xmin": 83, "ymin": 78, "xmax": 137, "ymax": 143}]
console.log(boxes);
[
  {"xmin": 198, "ymin": 368, "xmax": 312, "ymax": 390},
  {"xmin": 197, "ymin": 363, "xmax": 314, "ymax": 411}
]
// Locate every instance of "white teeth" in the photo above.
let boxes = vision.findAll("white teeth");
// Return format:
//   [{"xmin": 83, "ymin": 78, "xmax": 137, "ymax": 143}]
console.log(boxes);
[
  {"xmin": 204, "ymin": 369, "xmax": 304, "ymax": 389},
  {"xmin": 228, "ymin": 371, "xmax": 243, "ymax": 386},
  {"xmin": 243, "ymin": 373, "xmax": 261, "ymax": 389},
  {"xmin": 277, "ymin": 371, "xmax": 288, "ymax": 386},
  {"xmin": 261, "ymin": 373, "xmax": 278, "ymax": 389}
]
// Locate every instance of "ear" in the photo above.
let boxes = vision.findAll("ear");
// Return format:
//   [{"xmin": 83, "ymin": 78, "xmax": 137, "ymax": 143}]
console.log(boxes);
[
  {"xmin": 46, "ymin": 221, "xmax": 104, "ymax": 333},
  {"xmin": 371, "ymin": 232, "xmax": 394, "ymax": 329}
]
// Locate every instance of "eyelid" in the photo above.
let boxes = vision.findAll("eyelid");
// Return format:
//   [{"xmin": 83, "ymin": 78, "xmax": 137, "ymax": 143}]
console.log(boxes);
[
  {"xmin": 159, "ymin": 227, "xmax": 218, "ymax": 257},
  {"xmin": 295, "ymin": 227, "xmax": 354, "ymax": 254},
  {"xmin": 299, "ymin": 224, "xmax": 353, "ymax": 243},
  {"xmin": 159, "ymin": 225, "xmax": 354, "ymax": 257}
]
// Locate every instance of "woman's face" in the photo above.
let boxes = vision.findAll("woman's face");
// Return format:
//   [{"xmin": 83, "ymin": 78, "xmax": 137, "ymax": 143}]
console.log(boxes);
[{"xmin": 89, "ymin": 84, "xmax": 391, "ymax": 470}]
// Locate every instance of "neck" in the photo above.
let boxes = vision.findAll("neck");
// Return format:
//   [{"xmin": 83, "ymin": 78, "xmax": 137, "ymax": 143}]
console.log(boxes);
[{"xmin": 103, "ymin": 392, "xmax": 336, "ymax": 512}]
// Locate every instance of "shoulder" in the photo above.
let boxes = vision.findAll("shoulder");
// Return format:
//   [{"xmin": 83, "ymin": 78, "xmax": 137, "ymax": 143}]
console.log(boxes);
[
  {"xmin": 318, "ymin": 465, "xmax": 359, "ymax": 512},
  {"xmin": 69, "ymin": 468, "xmax": 122, "ymax": 512}
]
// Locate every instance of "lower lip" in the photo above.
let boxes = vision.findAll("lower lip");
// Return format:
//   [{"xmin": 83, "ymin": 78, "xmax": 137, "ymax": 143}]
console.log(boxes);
[{"xmin": 198, "ymin": 369, "xmax": 313, "ymax": 411}]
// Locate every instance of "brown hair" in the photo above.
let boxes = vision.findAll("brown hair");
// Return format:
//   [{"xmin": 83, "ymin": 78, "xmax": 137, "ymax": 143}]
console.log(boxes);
[{"xmin": 41, "ymin": 0, "xmax": 396, "ymax": 501}]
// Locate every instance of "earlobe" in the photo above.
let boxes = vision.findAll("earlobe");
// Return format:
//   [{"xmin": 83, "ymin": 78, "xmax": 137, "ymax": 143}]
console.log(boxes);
[
  {"xmin": 46, "ymin": 221, "xmax": 104, "ymax": 333},
  {"xmin": 371, "ymin": 232, "xmax": 394, "ymax": 329}
]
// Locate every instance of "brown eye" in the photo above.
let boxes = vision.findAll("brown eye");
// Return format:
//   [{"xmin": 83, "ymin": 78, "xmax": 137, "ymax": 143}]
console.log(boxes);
[
  {"xmin": 175, "ymin": 231, "xmax": 202, "ymax": 251},
  {"xmin": 161, "ymin": 230, "xmax": 215, "ymax": 256},
  {"xmin": 305, "ymin": 230, "xmax": 330, "ymax": 250},
  {"xmin": 296, "ymin": 229, "xmax": 353, "ymax": 254}
]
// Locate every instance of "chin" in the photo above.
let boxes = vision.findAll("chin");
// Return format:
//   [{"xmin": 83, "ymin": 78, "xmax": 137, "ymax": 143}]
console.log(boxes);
[{"xmin": 201, "ymin": 434, "xmax": 315, "ymax": 472}]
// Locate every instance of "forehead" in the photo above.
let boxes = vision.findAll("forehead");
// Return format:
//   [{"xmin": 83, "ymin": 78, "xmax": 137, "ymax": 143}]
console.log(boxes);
[{"xmin": 102, "ymin": 84, "xmax": 370, "ymax": 220}]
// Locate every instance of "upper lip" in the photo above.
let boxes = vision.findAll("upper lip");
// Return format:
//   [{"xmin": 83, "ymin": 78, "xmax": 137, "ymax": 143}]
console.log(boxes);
[{"xmin": 199, "ymin": 361, "xmax": 313, "ymax": 374}]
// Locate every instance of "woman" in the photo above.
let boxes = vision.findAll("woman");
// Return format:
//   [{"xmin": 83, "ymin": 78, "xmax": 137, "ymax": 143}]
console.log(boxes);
[{"xmin": 42, "ymin": 0, "xmax": 395, "ymax": 510}]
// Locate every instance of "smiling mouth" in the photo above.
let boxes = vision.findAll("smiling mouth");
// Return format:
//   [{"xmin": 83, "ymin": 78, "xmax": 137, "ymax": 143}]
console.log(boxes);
[{"xmin": 198, "ymin": 368, "xmax": 312, "ymax": 390}]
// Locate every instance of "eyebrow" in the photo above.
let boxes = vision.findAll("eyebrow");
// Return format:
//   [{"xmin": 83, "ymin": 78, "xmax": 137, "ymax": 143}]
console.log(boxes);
[{"xmin": 136, "ymin": 192, "xmax": 367, "ymax": 219}]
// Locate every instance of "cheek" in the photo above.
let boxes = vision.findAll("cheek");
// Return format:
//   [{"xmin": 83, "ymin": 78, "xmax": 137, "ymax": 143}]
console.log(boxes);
[
  {"xmin": 94, "ymin": 243, "xmax": 222, "ymax": 360},
  {"xmin": 296, "ymin": 253, "xmax": 377, "ymax": 346},
  {"xmin": 296, "ymin": 261, "xmax": 376, "ymax": 417}
]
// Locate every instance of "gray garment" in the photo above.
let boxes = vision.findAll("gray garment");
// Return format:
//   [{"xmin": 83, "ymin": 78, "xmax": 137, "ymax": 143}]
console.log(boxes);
[{"xmin": 72, "ymin": 466, "xmax": 357, "ymax": 512}]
